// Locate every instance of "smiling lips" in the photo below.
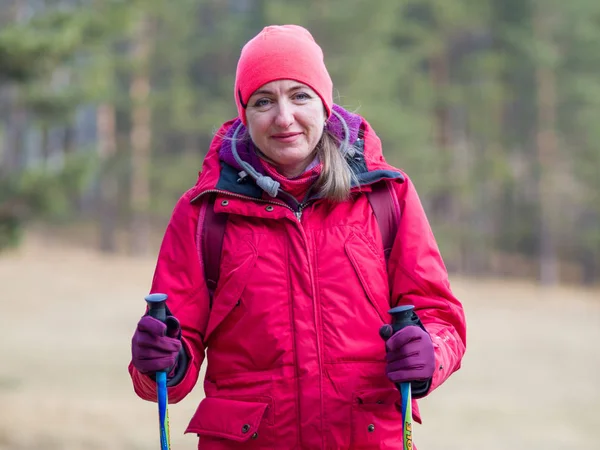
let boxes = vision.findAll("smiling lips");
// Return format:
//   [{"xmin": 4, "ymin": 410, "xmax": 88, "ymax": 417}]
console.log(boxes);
[{"xmin": 271, "ymin": 132, "xmax": 303, "ymax": 143}]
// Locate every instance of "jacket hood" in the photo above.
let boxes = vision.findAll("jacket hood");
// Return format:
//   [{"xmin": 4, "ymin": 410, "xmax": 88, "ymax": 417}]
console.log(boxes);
[{"xmin": 191, "ymin": 104, "xmax": 402, "ymax": 200}]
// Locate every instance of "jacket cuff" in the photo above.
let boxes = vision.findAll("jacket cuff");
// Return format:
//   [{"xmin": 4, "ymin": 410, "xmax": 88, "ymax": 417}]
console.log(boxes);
[
  {"xmin": 166, "ymin": 342, "xmax": 190, "ymax": 387},
  {"xmin": 411, "ymin": 378, "xmax": 432, "ymax": 399}
]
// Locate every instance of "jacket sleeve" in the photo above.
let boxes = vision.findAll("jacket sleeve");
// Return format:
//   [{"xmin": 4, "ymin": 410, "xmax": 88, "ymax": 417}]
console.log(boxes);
[
  {"xmin": 387, "ymin": 174, "xmax": 467, "ymax": 396},
  {"xmin": 128, "ymin": 189, "xmax": 210, "ymax": 404}
]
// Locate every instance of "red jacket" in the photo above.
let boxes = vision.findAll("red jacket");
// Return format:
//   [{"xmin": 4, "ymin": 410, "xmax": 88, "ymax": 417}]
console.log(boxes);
[{"xmin": 129, "ymin": 116, "xmax": 466, "ymax": 449}]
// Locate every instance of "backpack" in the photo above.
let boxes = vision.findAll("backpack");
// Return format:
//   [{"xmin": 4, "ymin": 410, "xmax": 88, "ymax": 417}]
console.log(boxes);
[{"xmin": 199, "ymin": 181, "xmax": 400, "ymax": 302}]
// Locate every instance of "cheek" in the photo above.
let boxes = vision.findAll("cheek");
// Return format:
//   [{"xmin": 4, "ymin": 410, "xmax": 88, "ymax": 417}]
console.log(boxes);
[
  {"xmin": 247, "ymin": 119, "xmax": 268, "ymax": 144},
  {"xmin": 310, "ymin": 110, "xmax": 326, "ymax": 136},
  {"xmin": 309, "ymin": 120, "xmax": 325, "ymax": 142}
]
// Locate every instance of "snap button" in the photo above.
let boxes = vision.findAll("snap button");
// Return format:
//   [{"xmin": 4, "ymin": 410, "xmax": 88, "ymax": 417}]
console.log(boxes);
[
  {"xmin": 368, "ymin": 424, "xmax": 375, "ymax": 432},
  {"xmin": 241, "ymin": 424, "xmax": 250, "ymax": 433},
  {"xmin": 221, "ymin": 200, "xmax": 229, "ymax": 206},
  {"xmin": 265, "ymin": 205, "xmax": 274, "ymax": 212},
  {"xmin": 251, "ymin": 432, "xmax": 258, "ymax": 439}
]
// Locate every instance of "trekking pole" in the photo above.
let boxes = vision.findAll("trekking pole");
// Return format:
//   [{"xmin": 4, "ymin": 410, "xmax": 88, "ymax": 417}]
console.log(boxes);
[
  {"xmin": 145, "ymin": 293, "xmax": 172, "ymax": 450},
  {"xmin": 383, "ymin": 305, "xmax": 423, "ymax": 450}
]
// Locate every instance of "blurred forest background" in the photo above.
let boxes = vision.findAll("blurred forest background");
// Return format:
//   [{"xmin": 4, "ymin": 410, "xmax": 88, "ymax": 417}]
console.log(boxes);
[
  {"xmin": 1, "ymin": 0, "xmax": 599, "ymax": 286},
  {"xmin": 2, "ymin": 2, "xmax": 600, "ymax": 449}
]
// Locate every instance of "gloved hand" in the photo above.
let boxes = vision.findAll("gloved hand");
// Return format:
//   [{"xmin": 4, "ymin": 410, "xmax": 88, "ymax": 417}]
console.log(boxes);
[
  {"xmin": 131, "ymin": 315, "xmax": 182, "ymax": 375},
  {"xmin": 380, "ymin": 325, "xmax": 435, "ymax": 388}
]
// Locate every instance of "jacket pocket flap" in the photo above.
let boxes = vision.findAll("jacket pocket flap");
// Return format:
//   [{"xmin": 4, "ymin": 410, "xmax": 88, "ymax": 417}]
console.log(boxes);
[
  {"xmin": 185, "ymin": 397, "xmax": 268, "ymax": 441},
  {"xmin": 353, "ymin": 387, "xmax": 400, "ymax": 409}
]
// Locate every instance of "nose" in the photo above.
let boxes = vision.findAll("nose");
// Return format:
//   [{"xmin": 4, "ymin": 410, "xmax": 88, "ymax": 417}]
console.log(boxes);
[{"xmin": 274, "ymin": 102, "xmax": 294, "ymax": 128}]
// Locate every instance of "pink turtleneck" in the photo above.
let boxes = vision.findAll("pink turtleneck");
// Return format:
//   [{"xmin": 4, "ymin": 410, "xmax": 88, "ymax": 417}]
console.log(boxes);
[{"xmin": 260, "ymin": 156, "xmax": 322, "ymax": 202}]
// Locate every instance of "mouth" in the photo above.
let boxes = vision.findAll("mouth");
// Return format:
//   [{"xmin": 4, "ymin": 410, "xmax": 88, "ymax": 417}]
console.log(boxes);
[{"xmin": 271, "ymin": 132, "xmax": 303, "ymax": 143}]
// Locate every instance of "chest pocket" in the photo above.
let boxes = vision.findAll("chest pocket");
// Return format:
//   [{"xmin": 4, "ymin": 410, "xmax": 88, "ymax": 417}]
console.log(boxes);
[
  {"xmin": 344, "ymin": 232, "xmax": 391, "ymax": 324},
  {"xmin": 313, "ymin": 226, "xmax": 392, "ymax": 364},
  {"xmin": 203, "ymin": 239, "xmax": 257, "ymax": 343}
]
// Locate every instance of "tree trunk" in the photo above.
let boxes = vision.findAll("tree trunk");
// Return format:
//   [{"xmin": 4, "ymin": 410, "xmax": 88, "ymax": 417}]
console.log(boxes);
[
  {"xmin": 1, "ymin": 0, "xmax": 28, "ymax": 174},
  {"xmin": 63, "ymin": 125, "xmax": 75, "ymax": 154},
  {"xmin": 533, "ymin": 8, "xmax": 560, "ymax": 286},
  {"xmin": 129, "ymin": 17, "xmax": 152, "ymax": 256},
  {"xmin": 97, "ymin": 103, "xmax": 118, "ymax": 253},
  {"xmin": 579, "ymin": 211, "xmax": 598, "ymax": 285},
  {"xmin": 40, "ymin": 125, "xmax": 49, "ymax": 165},
  {"xmin": 430, "ymin": 52, "xmax": 452, "ymax": 152},
  {"xmin": 429, "ymin": 46, "xmax": 463, "ymax": 271},
  {"xmin": 2, "ymin": 97, "xmax": 26, "ymax": 173}
]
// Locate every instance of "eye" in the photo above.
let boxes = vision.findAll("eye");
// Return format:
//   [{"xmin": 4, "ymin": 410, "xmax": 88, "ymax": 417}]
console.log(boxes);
[
  {"xmin": 252, "ymin": 98, "xmax": 272, "ymax": 108},
  {"xmin": 293, "ymin": 92, "xmax": 311, "ymax": 101}
]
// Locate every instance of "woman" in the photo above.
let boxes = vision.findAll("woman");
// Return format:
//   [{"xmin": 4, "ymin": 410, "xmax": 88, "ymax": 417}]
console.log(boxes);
[{"xmin": 129, "ymin": 25, "xmax": 466, "ymax": 449}]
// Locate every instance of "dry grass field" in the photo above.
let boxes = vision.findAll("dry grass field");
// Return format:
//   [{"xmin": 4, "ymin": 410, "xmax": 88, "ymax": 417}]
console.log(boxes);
[{"xmin": 1, "ymin": 234, "xmax": 599, "ymax": 449}]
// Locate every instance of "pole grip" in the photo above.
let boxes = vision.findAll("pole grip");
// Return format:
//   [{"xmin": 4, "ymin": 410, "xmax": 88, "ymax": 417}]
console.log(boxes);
[
  {"xmin": 388, "ymin": 304, "xmax": 425, "ymax": 333},
  {"xmin": 145, "ymin": 293, "xmax": 168, "ymax": 323}
]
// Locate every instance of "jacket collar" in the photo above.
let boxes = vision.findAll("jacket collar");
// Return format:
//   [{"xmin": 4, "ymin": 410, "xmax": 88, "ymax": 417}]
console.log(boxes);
[{"xmin": 214, "ymin": 138, "xmax": 403, "ymax": 200}]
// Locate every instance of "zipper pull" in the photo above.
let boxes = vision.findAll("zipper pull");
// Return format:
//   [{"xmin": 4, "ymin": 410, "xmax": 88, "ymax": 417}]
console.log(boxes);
[{"xmin": 295, "ymin": 202, "xmax": 309, "ymax": 221}]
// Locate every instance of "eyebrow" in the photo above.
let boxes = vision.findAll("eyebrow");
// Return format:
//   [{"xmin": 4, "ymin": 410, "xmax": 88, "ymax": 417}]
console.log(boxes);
[{"xmin": 251, "ymin": 85, "xmax": 307, "ymax": 97}]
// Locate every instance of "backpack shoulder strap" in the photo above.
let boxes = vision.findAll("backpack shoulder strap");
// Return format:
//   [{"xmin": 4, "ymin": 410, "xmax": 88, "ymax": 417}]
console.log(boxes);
[
  {"xmin": 367, "ymin": 181, "xmax": 401, "ymax": 262},
  {"xmin": 198, "ymin": 195, "xmax": 228, "ymax": 305}
]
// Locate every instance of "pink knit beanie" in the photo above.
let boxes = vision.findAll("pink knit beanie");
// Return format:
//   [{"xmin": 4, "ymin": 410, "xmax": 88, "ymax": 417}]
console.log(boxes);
[{"xmin": 234, "ymin": 25, "xmax": 333, "ymax": 125}]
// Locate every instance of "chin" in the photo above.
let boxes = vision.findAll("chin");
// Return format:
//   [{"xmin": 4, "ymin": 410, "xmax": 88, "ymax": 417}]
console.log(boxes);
[
  {"xmin": 278, "ymin": 154, "xmax": 310, "ymax": 165},
  {"xmin": 271, "ymin": 149, "xmax": 309, "ymax": 163}
]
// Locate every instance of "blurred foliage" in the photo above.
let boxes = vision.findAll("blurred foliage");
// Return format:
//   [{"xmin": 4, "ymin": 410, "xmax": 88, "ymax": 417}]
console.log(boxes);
[
  {"xmin": 0, "ymin": 0, "xmax": 599, "ymax": 283},
  {"xmin": 0, "ymin": 151, "xmax": 97, "ymax": 250}
]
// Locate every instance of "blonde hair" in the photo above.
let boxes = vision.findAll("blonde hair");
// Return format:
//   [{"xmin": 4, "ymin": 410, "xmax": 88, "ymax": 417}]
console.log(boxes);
[{"xmin": 314, "ymin": 130, "xmax": 358, "ymax": 202}]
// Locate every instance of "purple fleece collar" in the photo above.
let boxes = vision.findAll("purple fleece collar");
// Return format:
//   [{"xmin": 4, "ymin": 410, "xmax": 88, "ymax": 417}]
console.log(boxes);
[{"xmin": 219, "ymin": 104, "xmax": 362, "ymax": 173}]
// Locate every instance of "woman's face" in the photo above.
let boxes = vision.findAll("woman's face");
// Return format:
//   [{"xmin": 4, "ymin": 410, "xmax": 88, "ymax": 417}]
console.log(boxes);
[{"xmin": 245, "ymin": 79, "xmax": 326, "ymax": 178}]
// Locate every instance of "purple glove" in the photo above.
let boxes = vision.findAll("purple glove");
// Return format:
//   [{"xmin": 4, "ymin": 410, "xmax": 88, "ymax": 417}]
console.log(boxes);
[
  {"xmin": 131, "ymin": 315, "xmax": 182, "ymax": 375},
  {"xmin": 381, "ymin": 325, "xmax": 435, "ymax": 385}
]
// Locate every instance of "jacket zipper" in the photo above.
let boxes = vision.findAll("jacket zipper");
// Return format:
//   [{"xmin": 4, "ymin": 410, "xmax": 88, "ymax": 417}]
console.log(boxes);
[
  {"xmin": 196, "ymin": 187, "xmax": 321, "ymax": 438},
  {"xmin": 295, "ymin": 203, "xmax": 309, "ymax": 221}
]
